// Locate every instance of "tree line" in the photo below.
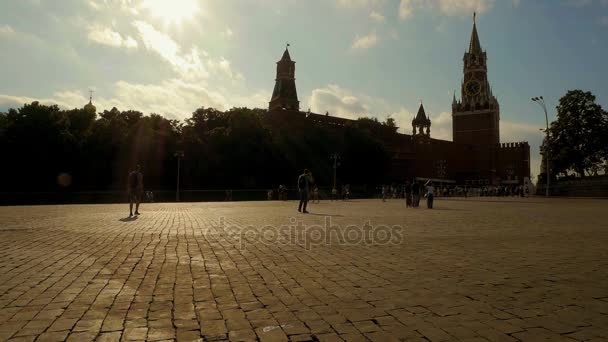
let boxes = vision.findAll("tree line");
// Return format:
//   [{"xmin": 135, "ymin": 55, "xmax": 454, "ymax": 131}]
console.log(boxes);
[{"xmin": 0, "ymin": 102, "xmax": 395, "ymax": 192}]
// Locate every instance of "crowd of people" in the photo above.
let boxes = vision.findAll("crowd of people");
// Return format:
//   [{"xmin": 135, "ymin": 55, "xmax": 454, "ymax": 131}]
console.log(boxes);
[
  {"xmin": 126, "ymin": 165, "xmax": 530, "ymax": 216},
  {"xmin": 381, "ymin": 183, "xmax": 530, "ymax": 200}
]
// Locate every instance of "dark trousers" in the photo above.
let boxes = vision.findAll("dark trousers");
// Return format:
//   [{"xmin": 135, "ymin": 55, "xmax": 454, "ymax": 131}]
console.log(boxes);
[
  {"xmin": 405, "ymin": 193, "xmax": 412, "ymax": 207},
  {"xmin": 427, "ymin": 193, "xmax": 434, "ymax": 209},
  {"xmin": 298, "ymin": 190, "xmax": 308, "ymax": 212},
  {"xmin": 413, "ymin": 194, "xmax": 420, "ymax": 207}
]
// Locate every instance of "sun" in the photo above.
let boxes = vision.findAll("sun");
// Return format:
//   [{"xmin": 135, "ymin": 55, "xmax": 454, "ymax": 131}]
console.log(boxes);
[{"xmin": 141, "ymin": 0, "xmax": 200, "ymax": 26}]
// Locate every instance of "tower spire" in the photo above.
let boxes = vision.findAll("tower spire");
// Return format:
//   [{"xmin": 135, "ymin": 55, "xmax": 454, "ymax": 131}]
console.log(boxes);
[
  {"xmin": 468, "ymin": 12, "xmax": 482, "ymax": 54},
  {"xmin": 412, "ymin": 101, "xmax": 431, "ymax": 141},
  {"xmin": 269, "ymin": 45, "xmax": 299, "ymax": 111},
  {"xmin": 281, "ymin": 43, "xmax": 292, "ymax": 61}
]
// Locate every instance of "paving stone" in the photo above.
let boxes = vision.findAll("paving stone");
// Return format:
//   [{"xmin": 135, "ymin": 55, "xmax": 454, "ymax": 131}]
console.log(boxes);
[
  {"xmin": 36, "ymin": 331, "xmax": 70, "ymax": 342},
  {"xmin": 228, "ymin": 328, "xmax": 257, "ymax": 341},
  {"xmin": 0, "ymin": 199, "xmax": 606, "ymax": 341},
  {"xmin": 95, "ymin": 331, "xmax": 122, "ymax": 342}
]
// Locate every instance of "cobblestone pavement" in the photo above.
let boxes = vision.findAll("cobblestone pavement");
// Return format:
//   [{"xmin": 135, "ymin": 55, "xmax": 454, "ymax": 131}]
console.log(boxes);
[{"xmin": 1, "ymin": 198, "xmax": 607, "ymax": 341}]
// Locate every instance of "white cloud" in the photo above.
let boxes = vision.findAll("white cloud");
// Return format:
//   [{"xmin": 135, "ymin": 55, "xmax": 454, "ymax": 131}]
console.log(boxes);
[
  {"xmin": 399, "ymin": 0, "xmax": 494, "ymax": 20},
  {"xmin": 387, "ymin": 107, "xmax": 413, "ymax": 131},
  {"xmin": 206, "ymin": 57, "xmax": 245, "ymax": 82},
  {"xmin": 0, "ymin": 79, "xmax": 267, "ymax": 120},
  {"xmin": 399, "ymin": 0, "xmax": 425, "ymax": 20},
  {"xmin": 370, "ymin": 11, "xmax": 386, "ymax": 21},
  {"xmin": 307, "ymin": 84, "xmax": 414, "ymax": 130},
  {"xmin": 390, "ymin": 107, "xmax": 452, "ymax": 139},
  {"xmin": 132, "ymin": 21, "xmax": 244, "ymax": 83},
  {"xmin": 109, "ymin": 79, "xmax": 228, "ymax": 118},
  {"xmin": 88, "ymin": 25, "xmax": 138, "ymax": 49},
  {"xmin": 308, "ymin": 84, "xmax": 369, "ymax": 118},
  {"xmin": 222, "ymin": 28, "xmax": 234, "ymax": 38},
  {"xmin": 133, "ymin": 20, "xmax": 208, "ymax": 80},
  {"xmin": 336, "ymin": 0, "xmax": 374, "ymax": 8},
  {"xmin": 88, "ymin": 0, "xmax": 140, "ymax": 14},
  {"xmin": 0, "ymin": 25, "xmax": 15, "ymax": 35},
  {"xmin": 351, "ymin": 31, "xmax": 378, "ymax": 49},
  {"xmin": 430, "ymin": 111, "xmax": 453, "ymax": 140},
  {"xmin": 88, "ymin": 0, "xmax": 102, "ymax": 10},
  {"xmin": 0, "ymin": 94, "xmax": 72, "ymax": 111}
]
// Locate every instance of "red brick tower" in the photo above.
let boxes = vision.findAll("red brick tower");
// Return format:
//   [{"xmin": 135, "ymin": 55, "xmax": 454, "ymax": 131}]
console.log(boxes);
[
  {"xmin": 269, "ymin": 45, "xmax": 300, "ymax": 111},
  {"xmin": 452, "ymin": 13, "xmax": 500, "ymax": 146}
]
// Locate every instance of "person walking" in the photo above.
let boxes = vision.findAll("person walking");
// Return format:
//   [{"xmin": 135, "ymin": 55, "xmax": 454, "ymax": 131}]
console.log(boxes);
[
  {"xmin": 404, "ymin": 181, "xmax": 412, "ymax": 208},
  {"xmin": 425, "ymin": 179, "xmax": 435, "ymax": 209},
  {"xmin": 412, "ymin": 180, "xmax": 420, "ymax": 208},
  {"xmin": 128, "ymin": 164, "xmax": 144, "ymax": 217},
  {"xmin": 297, "ymin": 169, "xmax": 313, "ymax": 213}
]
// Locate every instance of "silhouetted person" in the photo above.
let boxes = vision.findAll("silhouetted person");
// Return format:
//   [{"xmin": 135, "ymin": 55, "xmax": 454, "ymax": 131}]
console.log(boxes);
[
  {"xmin": 128, "ymin": 165, "xmax": 143, "ymax": 217},
  {"xmin": 425, "ymin": 179, "xmax": 434, "ymax": 209},
  {"xmin": 297, "ymin": 169, "xmax": 313, "ymax": 213},
  {"xmin": 412, "ymin": 180, "xmax": 420, "ymax": 208},
  {"xmin": 313, "ymin": 185, "xmax": 320, "ymax": 203},
  {"xmin": 404, "ymin": 181, "xmax": 412, "ymax": 208}
]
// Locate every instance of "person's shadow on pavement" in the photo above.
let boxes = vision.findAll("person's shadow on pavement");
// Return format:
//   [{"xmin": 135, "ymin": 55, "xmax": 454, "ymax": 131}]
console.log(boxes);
[{"xmin": 119, "ymin": 216, "xmax": 138, "ymax": 222}]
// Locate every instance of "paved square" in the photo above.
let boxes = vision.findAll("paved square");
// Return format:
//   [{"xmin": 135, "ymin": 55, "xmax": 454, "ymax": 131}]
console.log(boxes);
[{"xmin": 1, "ymin": 198, "xmax": 607, "ymax": 341}]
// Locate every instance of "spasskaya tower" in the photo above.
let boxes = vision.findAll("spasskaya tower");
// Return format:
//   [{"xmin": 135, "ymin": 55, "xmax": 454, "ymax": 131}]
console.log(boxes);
[{"xmin": 452, "ymin": 13, "xmax": 500, "ymax": 146}]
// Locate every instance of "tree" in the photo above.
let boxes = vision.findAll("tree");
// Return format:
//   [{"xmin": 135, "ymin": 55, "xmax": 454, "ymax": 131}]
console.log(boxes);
[
  {"xmin": 547, "ymin": 90, "xmax": 608, "ymax": 177},
  {"xmin": 0, "ymin": 101, "xmax": 395, "ymax": 195}
]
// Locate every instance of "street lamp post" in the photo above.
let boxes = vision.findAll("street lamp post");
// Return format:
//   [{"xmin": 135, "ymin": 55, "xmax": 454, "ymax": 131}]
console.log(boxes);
[
  {"xmin": 174, "ymin": 151, "xmax": 184, "ymax": 202},
  {"xmin": 531, "ymin": 96, "xmax": 550, "ymax": 197},
  {"xmin": 330, "ymin": 153, "xmax": 340, "ymax": 190}
]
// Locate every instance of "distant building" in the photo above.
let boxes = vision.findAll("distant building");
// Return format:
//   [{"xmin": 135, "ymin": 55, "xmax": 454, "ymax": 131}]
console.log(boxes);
[
  {"xmin": 267, "ymin": 17, "xmax": 530, "ymax": 186},
  {"xmin": 84, "ymin": 91, "xmax": 96, "ymax": 115}
]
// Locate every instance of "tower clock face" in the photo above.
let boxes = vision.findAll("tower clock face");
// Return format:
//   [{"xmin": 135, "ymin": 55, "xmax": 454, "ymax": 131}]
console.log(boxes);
[{"xmin": 466, "ymin": 80, "xmax": 481, "ymax": 95}]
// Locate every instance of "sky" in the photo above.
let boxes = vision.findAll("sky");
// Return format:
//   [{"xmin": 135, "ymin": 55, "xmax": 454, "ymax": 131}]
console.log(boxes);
[{"xmin": 1, "ymin": 0, "xmax": 607, "ymax": 181}]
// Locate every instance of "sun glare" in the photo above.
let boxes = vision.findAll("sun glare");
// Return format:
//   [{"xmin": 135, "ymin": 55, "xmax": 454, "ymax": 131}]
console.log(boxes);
[{"xmin": 142, "ymin": 0, "xmax": 200, "ymax": 26}]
